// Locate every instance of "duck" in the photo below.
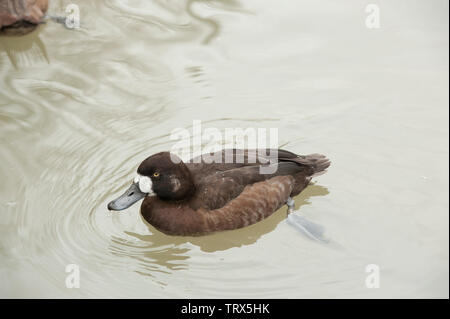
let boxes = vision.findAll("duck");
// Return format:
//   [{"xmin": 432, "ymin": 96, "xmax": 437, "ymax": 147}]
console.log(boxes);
[
  {"xmin": 107, "ymin": 149, "xmax": 330, "ymax": 236},
  {"xmin": 0, "ymin": 0, "xmax": 48, "ymax": 36}
]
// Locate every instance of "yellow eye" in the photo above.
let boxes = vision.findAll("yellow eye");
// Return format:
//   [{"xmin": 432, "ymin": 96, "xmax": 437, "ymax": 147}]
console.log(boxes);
[{"xmin": 153, "ymin": 172, "xmax": 160, "ymax": 177}]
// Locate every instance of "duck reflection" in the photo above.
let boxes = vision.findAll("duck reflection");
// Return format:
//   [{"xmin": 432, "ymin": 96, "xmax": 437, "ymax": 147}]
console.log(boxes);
[
  {"xmin": 108, "ymin": 234, "xmax": 191, "ymax": 276},
  {"xmin": 0, "ymin": 27, "xmax": 48, "ymax": 69}
]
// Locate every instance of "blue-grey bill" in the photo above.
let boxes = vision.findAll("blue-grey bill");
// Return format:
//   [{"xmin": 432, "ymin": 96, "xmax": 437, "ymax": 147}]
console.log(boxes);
[{"xmin": 107, "ymin": 182, "xmax": 147, "ymax": 211}]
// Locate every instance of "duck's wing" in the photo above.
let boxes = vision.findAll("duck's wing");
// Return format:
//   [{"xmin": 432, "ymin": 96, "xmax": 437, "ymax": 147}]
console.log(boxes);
[
  {"xmin": 185, "ymin": 149, "xmax": 300, "ymax": 181},
  {"xmin": 186, "ymin": 148, "xmax": 329, "ymax": 175},
  {"xmin": 189, "ymin": 162, "xmax": 307, "ymax": 210},
  {"xmin": 198, "ymin": 175, "xmax": 295, "ymax": 232}
]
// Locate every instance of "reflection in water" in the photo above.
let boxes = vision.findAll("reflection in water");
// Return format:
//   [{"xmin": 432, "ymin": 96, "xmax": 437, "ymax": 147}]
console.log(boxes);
[
  {"xmin": 110, "ymin": 234, "xmax": 191, "ymax": 274},
  {"xmin": 103, "ymin": 0, "xmax": 237, "ymax": 45},
  {"xmin": 0, "ymin": 27, "xmax": 48, "ymax": 68},
  {"xmin": 186, "ymin": 0, "xmax": 220, "ymax": 44}
]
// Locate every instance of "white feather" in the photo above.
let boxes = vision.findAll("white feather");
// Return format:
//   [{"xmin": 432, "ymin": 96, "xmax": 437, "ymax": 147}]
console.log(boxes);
[{"xmin": 138, "ymin": 176, "xmax": 152, "ymax": 193}]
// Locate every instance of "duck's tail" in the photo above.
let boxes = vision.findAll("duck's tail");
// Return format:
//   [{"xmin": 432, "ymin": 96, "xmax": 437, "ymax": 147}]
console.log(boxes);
[{"xmin": 294, "ymin": 153, "xmax": 331, "ymax": 177}]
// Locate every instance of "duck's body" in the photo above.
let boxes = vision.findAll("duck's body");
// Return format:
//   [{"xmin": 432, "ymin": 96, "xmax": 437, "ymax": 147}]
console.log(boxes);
[
  {"xmin": 0, "ymin": 0, "xmax": 48, "ymax": 36},
  {"xmin": 108, "ymin": 149, "xmax": 330, "ymax": 236}
]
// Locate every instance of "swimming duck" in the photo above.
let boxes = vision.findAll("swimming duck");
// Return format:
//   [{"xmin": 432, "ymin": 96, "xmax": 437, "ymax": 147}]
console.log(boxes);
[
  {"xmin": 0, "ymin": 0, "xmax": 48, "ymax": 36},
  {"xmin": 107, "ymin": 149, "xmax": 330, "ymax": 236}
]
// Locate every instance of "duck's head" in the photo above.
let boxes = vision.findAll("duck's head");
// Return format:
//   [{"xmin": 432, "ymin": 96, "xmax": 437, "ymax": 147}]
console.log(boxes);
[{"xmin": 107, "ymin": 152, "xmax": 194, "ymax": 211}]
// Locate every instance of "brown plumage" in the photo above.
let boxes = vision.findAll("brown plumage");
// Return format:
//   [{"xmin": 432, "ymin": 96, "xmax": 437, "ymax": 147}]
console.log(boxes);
[
  {"xmin": 108, "ymin": 149, "xmax": 331, "ymax": 236},
  {"xmin": 0, "ymin": 0, "xmax": 48, "ymax": 35}
]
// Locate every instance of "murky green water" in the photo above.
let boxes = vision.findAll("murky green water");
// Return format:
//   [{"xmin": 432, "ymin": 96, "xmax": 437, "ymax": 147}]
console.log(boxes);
[{"xmin": 0, "ymin": 0, "xmax": 448, "ymax": 298}]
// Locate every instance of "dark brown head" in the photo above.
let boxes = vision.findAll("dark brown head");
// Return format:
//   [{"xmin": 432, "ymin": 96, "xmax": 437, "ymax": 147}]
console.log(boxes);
[
  {"xmin": 107, "ymin": 152, "xmax": 195, "ymax": 211},
  {"xmin": 137, "ymin": 152, "xmax": 194, "ymax": 200}
]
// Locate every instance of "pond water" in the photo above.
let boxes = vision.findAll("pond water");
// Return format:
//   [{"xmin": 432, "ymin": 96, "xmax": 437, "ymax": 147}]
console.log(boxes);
[{"xmin": 0, "ymin": 0, "xmax": 448, "ymax": 298}]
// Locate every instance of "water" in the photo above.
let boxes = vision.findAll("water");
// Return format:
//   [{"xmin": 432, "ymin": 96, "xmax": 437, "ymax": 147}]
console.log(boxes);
[{"xmin": 0, "ymin": 0, "xmax": 448, "ymax": 298}]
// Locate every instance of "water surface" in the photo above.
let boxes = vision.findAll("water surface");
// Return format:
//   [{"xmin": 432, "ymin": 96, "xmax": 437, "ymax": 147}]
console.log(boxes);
[{"xmin": 0, "ymin": 0, "xmax": 448, "ymax": 298}]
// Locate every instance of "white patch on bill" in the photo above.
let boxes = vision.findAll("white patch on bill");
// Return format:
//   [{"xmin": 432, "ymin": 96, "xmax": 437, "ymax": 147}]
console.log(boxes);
[{"xmin": 134, "ymin": 174, "xmax": 152, "ymax": 194}]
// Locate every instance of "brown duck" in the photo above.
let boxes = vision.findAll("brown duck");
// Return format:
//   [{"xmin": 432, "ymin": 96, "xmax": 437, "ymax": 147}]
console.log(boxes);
[
  {"xmin": 108, "ymin": 149, "xmax": 330, "ymax": 236},
  {"xmin": 0, "ymin": 0, "xmax": 48, "ymax": 36}
]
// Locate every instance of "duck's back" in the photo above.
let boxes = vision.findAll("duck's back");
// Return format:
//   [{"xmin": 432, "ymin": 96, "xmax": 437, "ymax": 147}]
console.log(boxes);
[{"xmin": 185, "ymin": 149, "xmax": 330, "ymax": 211}]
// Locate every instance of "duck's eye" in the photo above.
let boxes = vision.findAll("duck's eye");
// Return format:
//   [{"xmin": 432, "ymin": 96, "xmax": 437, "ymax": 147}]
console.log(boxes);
[{"xmin": 153, "ymin": 172, "xmax": 160, "ymax": 177}]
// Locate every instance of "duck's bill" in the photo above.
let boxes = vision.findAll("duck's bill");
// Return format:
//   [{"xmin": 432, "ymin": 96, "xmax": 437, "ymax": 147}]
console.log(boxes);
[{"xmin": 107, "ymin": 182, "xmax": 147, "ymax": 211}]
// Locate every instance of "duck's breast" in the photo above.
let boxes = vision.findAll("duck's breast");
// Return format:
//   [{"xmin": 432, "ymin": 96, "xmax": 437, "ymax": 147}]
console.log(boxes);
[{"xmin": 141, "ymin": 198, "xmax": 208, "ymax": 236}]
